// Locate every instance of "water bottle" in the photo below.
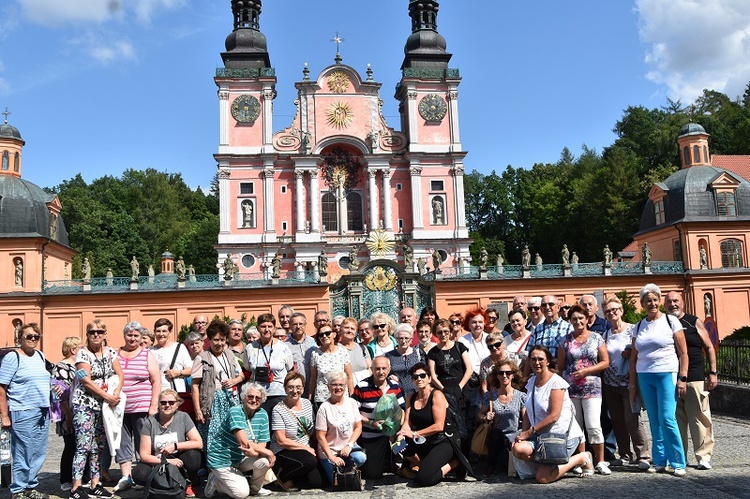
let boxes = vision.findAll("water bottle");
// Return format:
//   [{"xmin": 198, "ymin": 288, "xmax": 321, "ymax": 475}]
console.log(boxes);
[{"xmin": 0, "ymin": 428, "xmax": 11, "ymax": 488}]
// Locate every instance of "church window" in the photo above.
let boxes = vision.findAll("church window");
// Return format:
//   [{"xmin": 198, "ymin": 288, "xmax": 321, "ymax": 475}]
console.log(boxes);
[
  {"xmin": 241, "ymin": 254, "xmax": 256, "ymax": 268},
  {"xmin": 280, "ymin": 185, "xmax": 287, "ymax": 194},
  {"xmin": 720, "ymin": 239, "xmax": 744, "ymax": 268},
  {"xmin": 398, "ymin": 219, "xmax": 404, "ymax": 230},
  {"xmin": 1, "ymin": 151, "xmax": 8, "ymax": 170},
  {"xmin": 703, "ymin": 146, "xmax": 708, "ymax": 163},
  {"xmin": 240, "ymin": 182, "xmax": 254, "ymax": 194},
  {"xmin": 683, "ymin": 147, "xmax": 691, "ymax": 166},
  {"xmin": 716, "ymin": 191, "xmax": 736, "ymax": 216},
  {"xmin": 281, "ymin": 221, "xmax": 288, "ymax": 232},
  {"xmin": 673, "ymin": 239, "xmax": 682, "ymax": 262},
  {"xmin": 396, "ymin": 183, "xmax": 402, "ymax": 191},
  {"xmin": 430, "ymin": 180, "xmax": 444, "ymax": 191},
  {"xmin": 13, "ymin": 152, "xmax": 18, "ymax": 172},
  {"xmin": 654, "ymin": 199, "xmax": 665, "ymax": 225},
  {"xmin": 693, "ymin": 145, "xmax": 701, "ymax": 163},
  {"xmin": 347, "ymin": 192, "xmax": 363, "ymax": 231},
  {"xmin": 322, "ymin": 192, "xmax": 337, "ymax": 232}
]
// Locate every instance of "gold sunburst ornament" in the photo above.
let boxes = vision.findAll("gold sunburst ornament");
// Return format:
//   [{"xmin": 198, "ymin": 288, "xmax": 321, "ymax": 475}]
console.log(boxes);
[
  {"xmin": 326, "ymin": 102, "xmax": 353, "ymax": 129},
  {"xmin": 327, "ymin": 71, "xmax": 350, "ymax": 93},
  {"xmin": 366, "ymin": 228, "xmax": 395, "ymax": 257}
]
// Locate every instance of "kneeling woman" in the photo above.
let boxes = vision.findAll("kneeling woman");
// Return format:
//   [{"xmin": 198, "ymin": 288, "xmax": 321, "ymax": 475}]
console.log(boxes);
[
  {"xmin": 396, "ymin": 363, "xmax": 473, "ymax": 487},
  {"xmin": 133, "ymin": 390, "xmax": 203, "ymax": 496},
  {"xmin": 512, "ymin": 346, "xmax": 593, "ymax": 483},
  {"xmin": 271, "ymin": 372, "xmax": 323, "ymax": 491},
  {"xmin": 315, "ymin": 370, "xmax": 367, "ymax": 484},
  {"xmin": 204, "ymin": 383, "xmax": 275, "ymax": 498}
]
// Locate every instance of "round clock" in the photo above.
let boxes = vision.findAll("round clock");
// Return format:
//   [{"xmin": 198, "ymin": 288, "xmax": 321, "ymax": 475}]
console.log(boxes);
[
  {"xmin": 231, "ymin": 95, "xmax": 261, "ymax": 124},
  {"xmin": 418, "ymin": 94, "xmax": 447, "ymax": 122}
]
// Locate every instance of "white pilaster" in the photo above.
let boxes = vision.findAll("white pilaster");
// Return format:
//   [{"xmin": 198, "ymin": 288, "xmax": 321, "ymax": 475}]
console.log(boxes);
[
  {"xmin": 261, "ymin": 86, "xmax": 275, "ymax": 153},
  {"xmin": 452, "ymin": 161, "xmax": 468, "ymax": 238},
  {"xmin": 410, "ymin": 161, "xmax": 424, "ymax": 230},
  {"xmin": 294, "ymin": 169, "xmax": 305, "ymax": 234},
  {"xmin": 447, "ymin": 87, "xmax": 462, "ymax": 152},
  {"xmin": 310, "ymin": 170, "xmax": 320, "ymax": 233},
  {"xmin": 218, "ymin": 168, "xmax": 231, "ymax": 233},
  {"xmin": 382, "ymin": 168, "xmax": 392, "ymax": 231},
  {"xmin": 262, "ymin": 166, "xmax": 275, "ymax": 237},
  {"xmin": 407, "ymin": 89, "xmax": 419, "ymax": 145},
  {"xmin": 218, "ymin": 90, "xmax": 229, "ymax": 148},
  {"xmin": 368, "ymin": 169, "xmax": 378, "ymax": 230}
]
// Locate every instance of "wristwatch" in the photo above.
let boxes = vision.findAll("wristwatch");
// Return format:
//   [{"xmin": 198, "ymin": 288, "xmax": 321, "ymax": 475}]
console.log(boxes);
[
  {"xmin": 678, "ymin": 375, "xmax": 688, "ymax": 382},
  {"xmin": 708, "ymin": 371, "xmax": 718, "ymax": 375}
]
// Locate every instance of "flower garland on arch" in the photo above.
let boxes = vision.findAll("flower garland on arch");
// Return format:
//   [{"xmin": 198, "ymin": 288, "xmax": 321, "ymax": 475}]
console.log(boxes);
[{"xmin": 321, "ymin": 147, "xmax": 360, "ymax": 196}]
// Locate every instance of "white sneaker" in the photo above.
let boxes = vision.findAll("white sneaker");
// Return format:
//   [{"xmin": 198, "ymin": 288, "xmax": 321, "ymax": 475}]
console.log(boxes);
[
  {"xmin": 250, "ymin": 487, "xmax": 272, "ymax": 496},
  {"xmin": 203, "ymin": 472, "xmax": 217, "ymax": 498},
  {"xmin": 595, "ymin": 462, "xmax": 612, "ymax": 475},
  {"xmin": 113, "ymin": 476, "xmax": 134, "ymax": 493},
  {"xmin": 696, "ymin": 461, "xmax": 712, "ymax": 470},
  {"xmin": 571, "ymin": 466, "xmax": 583, "ymax": 476},
  {"xmin": 673, "ymin": 468, "xmax": 686, "ymax": 477}
]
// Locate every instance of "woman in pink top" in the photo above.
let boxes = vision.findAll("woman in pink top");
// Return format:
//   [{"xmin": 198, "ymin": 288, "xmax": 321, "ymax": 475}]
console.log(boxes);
[{"xmin": 113, "ymin": 321, "xmax": 161, "ymax": 492}]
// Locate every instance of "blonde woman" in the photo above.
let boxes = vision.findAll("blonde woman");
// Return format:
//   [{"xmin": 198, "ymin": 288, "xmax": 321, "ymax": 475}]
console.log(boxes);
[{"xmin": 53, "ymin": 336, "xmax": 82, "ymax": 491}]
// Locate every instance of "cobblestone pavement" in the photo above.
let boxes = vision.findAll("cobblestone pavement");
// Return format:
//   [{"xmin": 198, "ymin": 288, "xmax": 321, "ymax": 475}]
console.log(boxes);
[{"xmin": 15, "ymin": 413, "xmax": 750, "ymax": 499}]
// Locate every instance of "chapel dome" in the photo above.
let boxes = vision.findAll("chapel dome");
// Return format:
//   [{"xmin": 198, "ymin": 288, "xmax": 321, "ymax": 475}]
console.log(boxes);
[{"xmin": 0, "ymin": 174, "xmax": 70, "ymax": 245}]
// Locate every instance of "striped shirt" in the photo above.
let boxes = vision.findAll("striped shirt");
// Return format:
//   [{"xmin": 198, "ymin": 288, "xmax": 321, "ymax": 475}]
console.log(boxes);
[
  {"xmin": 119, "ymin": 347, "xmax": 154, "ymax": 413},
  {"xmin": 207, "ymin": 405, "xmax": 252, "ymax": 469},
  {"xmin": 351, "ymin": 376, "xmax": 405, "ymax": 440},
  {"xmin": 270, "ymin": 399, "xmax": 315, "ymax": 453},
  {"xmin": 0, "ymin": 350, "xmax": 51, "ymax": 411},
  {"xmin": 526, "ymin": 318, "xmax": 573, "ymax": 358}
]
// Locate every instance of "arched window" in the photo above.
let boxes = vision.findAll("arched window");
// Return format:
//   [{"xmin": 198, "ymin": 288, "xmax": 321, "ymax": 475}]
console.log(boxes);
[
  {"xmin": 13, "ymin": 152, "xmax": 18, "ymax": 172},
  {"xmin": 346, "ymin": 192, "xmax": 363, "ymax": 231},
  {"xmin": 720, "ymin": 238, "xmax": 744, "ymax": 268},
  {"xmin": 693, "ymin": 145, "xmax": 701, "ymax": 163},
  {"xmin": 683, "ymin": 147, "xmax": 691, "ymax": 166},
  {"xmin": 1, "ymin": 151, "xmax": 8, "ymax": 170},
  {"xmin": 654, "ymin": 199, "xmax": 665, "ymax": 225},
  {"xmin": 321, "ymin": 192, "xmax": 337, "ymax": 232},
  {"xmin": 716, "ymin": 191, "xmax": 736, "ymax": 216},
  {"xmin": 703, "ymin": 146, "xmax": 708, "ymax": 163}
]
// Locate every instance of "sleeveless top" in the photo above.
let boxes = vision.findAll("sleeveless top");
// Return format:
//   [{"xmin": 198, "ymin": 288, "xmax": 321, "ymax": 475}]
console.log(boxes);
[
  {"xmin": 679, "ymin": 314, "xmax": 705, "ymax": 381},
  {"xmin": 119, "ymin": 347, "xmax": 153, "ymax": 413},
  {"xmin": 409, "ymin": 389, "xmax": 436, "ymax": 432}
]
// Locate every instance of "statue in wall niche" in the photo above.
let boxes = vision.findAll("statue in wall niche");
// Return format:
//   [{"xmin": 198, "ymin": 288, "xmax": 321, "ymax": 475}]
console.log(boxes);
[
  {"xmin": 176, "ymin": 256, "xmax": 186, "ymax": 279},
  {"xmin": 521, "ymin": 245, "xmax": 531, "ymax": 270},
  {"xmin": 271, "ymin": 253, "xmax": 282, "ymax": 278},
  {"xmin": 130, "ymin": 256, "xmax": 140, "ymax": 280},
  {"xmin": 417, "ymin": 258, "xmax": 426, "ymax": 275},
  {"xmin": 561, "ymin": 244, "xmax": 570, "ymax": 267},
  {"xmin": 432, "ymin": 249, "xmax": 441, "ymax": 273},
  {"xmin": 431, "ymin": 196, "xmax": 445, "ymax": 225},
  {"xmin": 242, "ymin": 200, "xmax": 254, "ymax": 228},
  {"xmin": 14, "ymin": 259, "xmax": 22, "ymax": 286},
  {"xmin": 348, "ymin": 247, "xmax": 360, "ymax": 271},
  {"xmin": 106, "ymin": 268, "xmax": 114, "ymax": 286},
  {"xmin": 403, "ymin": 244, "xmax": 414, "ymax": 269},
  {"xmin": 50, "ymin": 213, "xmax": 58, "ymax": 240},
  {"xmin": 318, "ymin": 250, "xmax": 328, "ymax": 275},
  {"xmin": 535, "ymin": 253, "xmax": 543, "ymax": 271},
  {"xmin": 699, "ymin": 246, "xmax": 708, "ymax": 269},
  {"xmin": 642, "ymin": 242, "xmax": 652, "ymax": 266},
  {"xmin": 301, "ymin": 130, "xmax": 312, "ymax": 154},
  {"xmin": 479, "ymin": 247, "xmax": 489, "ymax": 270},
  {"xmin": 603, "ymin": 245, "xmax": 613, "ymax": 268},
  {"xmin": 704, "ymin": 294, "xmax": 713, "ymax": 317},
  {"xmin": 82, "ymin": 258, "xmax": 92, "ymax": 281}
]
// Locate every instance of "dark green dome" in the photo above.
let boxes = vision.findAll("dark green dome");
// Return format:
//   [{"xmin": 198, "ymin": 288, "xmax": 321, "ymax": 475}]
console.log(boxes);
[
  {"xmin": 678, "ymin": 123, "xmax": 707, "ymax": 137},
  {"xmin": 0, "ymin": 123, "xmax": 23, "ymax": 141},
  {"xmin": 0, "ymin": 175, "xmax": 69, "ymax": 245}
]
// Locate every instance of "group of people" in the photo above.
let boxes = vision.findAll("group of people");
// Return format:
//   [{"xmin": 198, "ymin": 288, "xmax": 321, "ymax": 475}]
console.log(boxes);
[{"xmin": 0, "ymin": 284, "xmax": 717, "ymax": 499}]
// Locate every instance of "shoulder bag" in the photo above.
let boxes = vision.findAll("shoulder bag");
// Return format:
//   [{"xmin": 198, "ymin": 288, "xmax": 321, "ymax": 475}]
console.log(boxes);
[
  {"xmin": 332, "ymin": 464, "xmax": 363, "ymax": 492},
  {"xmin": 142, "ymin": 453, "xmax": 187, "ymax": 499},
  {"xmin": 530, "ymin": 384, "xmax": 573, "ymax": 465}
]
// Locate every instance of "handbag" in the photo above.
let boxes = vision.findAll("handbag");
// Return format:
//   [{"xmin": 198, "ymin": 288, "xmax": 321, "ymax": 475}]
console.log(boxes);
[
  {"xmin": 332, "ymin": 464, "xmax": 363, "ymax": 492},
  {"xmin": 530, "ymin": 385, "xmax": 573, "ymax": 465},
  {"xmin": 470, "ymin": 422, "xmax": 491, "ymax": 456},
  {"xmin": 142, "ymin": 454, "xmax": 187, "ymax": 499}
]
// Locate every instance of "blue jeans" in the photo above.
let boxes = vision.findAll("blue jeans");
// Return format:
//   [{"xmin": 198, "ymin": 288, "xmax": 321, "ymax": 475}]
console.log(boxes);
[
  {"xmin": 638, "ymin": 372, "xmax": 686, "ymax": 469},
  {"xmin": 10, "ymin": 408, "xmax": 50, "ymax": 494},
  {"xmin": 319, "ymin": 445, "xmax": 367, "ymax": 485}
]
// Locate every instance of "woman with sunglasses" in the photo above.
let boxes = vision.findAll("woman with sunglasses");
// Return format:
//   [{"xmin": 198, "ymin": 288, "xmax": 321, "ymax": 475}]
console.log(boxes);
[
  {"xmin": 512, "ymin": 346, "xmax": 592, "ymax": 483},
  {"xmin": 479, "ymin": 332, "xmax": 508, "ymax": 397},
  {"xmin": 270, "ymin": 372, "xmax": 322, "ymax": 491},
  {"xmin": 133, "ymin": 390, "xmax": 203, "ymax": 497},
  {"xmin": 448, "ymin": 313, "xmax": 464, "ymax": 341},
  {"xmin": 309, "ymin": 324, "xmax": 354, "ymax": 411},
  {"xmin": 477, "ymin": 360, "xmax": 525, "ymax": 477},
  {"xmin": 0, "ymin": 323, "xmax": 55, "ymax": 499},
  {"xmin": 502, "ymin": 310, "xmax": 532, "ymax": 369},
  {"xmin": 69, "ymin": 319, "xmax": 124, "ymax": 499},
  {"xmin": 396, "ymin": 362, "xmax": 472, "ymax": 486},
  {"xmin": 386, "ymin": 324, "xmax": 424, "ymax": 398},
  {"xmin": 203, "ymin": 383, "xmax": 274, "ymax": 498},
  {"xmin": 365, "ymin": 313, "xmax": 397, "ymax": 358}
]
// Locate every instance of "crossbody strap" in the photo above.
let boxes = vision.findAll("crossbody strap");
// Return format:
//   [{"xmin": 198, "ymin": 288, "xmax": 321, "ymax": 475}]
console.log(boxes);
[{"xmin": 282, "ymin": 402, "xmax": 310, "ymax": 438}]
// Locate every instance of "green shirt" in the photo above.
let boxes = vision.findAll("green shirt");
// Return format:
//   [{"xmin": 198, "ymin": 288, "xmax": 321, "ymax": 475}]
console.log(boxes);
[{"xmin": 207, "ymin": 406, "xmax": 269, "ymax": 469}]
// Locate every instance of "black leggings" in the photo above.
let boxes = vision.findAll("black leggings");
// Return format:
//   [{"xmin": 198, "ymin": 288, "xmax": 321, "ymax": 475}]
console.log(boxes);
[
  {"xmin": 358, "ymin": 437, "xmax": 391, "ymax": 479},
  {"xmin": 273, "ymin": 449, "xmax": 322, "ymax": 489},
  {"xmin": 132, "ymin": 449, "xmax": 202, "ymax": 485},
  {"xmin": 405, "ymin": 439, "xmax": 455, "ymax": 487},
  {"xmin": 486, "ymin": 429, "xmax": 510, "ymax": 473},
  {"xmin": 60, "ymin": 433, "xmax": 76, "ymax": 484}
]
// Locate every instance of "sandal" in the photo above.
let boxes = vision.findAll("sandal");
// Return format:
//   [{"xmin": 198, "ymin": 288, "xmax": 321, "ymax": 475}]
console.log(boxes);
[{"xmin": 581, "ymin": 452, "xmax": 595, "ymax": 477}]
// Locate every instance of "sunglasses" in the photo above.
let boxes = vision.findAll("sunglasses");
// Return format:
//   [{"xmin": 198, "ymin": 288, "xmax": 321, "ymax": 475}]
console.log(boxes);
[
  {"xmin": 318, "ymin": 330, "xmax": 334, "ymax": 337},
  {"xmin": 487, "ymin": 316, "xmax": 498, "ymax": 322},
  {"xmin": 530, "ymin": 357, "xmax": 546, "ymax": 363},
  {"xmin": 246, "ymin": 395, "xmax": 263, "ymax": 401},
  {"xmin": 87, "ymin": 330, "xmax": 106, "ymax": 336},
  {"xmin": 561, "ymin": 305, "xmax": 571, "ymax": 310},
  {"xmin": 488, "ymin": 342, "xmax": 503, "ymax": 350},
  {"xmin": 24, "ymin": 334, "xmax": 42, "ymax": 341},
  {"xmin": 528, "ymin": 306, "xmax": 541, "ymax": 312},
  {"xmin": 372, "ymin": 324, "xmax": 387, "ymax": 330},
  {"xmin": 411, "ymin": 373, "xmax": 429, "ymax": 380},
  {"xmin": 159, "ymin": 400, "xmax": 178, "ymax": 406},
  {"xmin": 497, "ymin": 370, "xmax": 513, "ymax": 377},
  {"xmin": 449, "ymin": 320, "xmax": 462, "ymax": 325},
  {"xmin": 541, "ymin": 302, "xmax": 556, "ymax": 308}
]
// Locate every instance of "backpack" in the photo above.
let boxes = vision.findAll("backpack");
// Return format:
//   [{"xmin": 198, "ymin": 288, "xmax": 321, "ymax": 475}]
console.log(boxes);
[{"xmin": 142, "ymin": 454, "xmax": 186, "ymax": 499}]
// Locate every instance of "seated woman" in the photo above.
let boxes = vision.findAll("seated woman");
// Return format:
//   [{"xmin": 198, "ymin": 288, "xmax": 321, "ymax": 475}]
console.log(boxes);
[
  {"xmin": 203, "ymin": 383, "xmax": 274, "ymax": 498},
  {"xmin": 315, "ymin": 371, "xmax": 367, "ymax": 484},
  {"xmin": 511, "ymin": 346, "xmax": 593, "ymax": 483},
  {"xmin": 477, "ymin": 360, "xmax": 525, "ymax": 478},
  {"xmin": 396, "ymin": 362, "xmax": 473, "ymax": 487},
  {"xmin": 133, "ymin": 390, "xmax": 203, "ymax": 497},
  {"xmin": 271, "ymin": 372, "xmax": 323, "ymax": 491}
]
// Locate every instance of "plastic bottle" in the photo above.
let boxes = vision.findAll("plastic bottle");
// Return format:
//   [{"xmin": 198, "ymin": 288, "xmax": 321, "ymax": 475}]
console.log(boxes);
[{"xmin": 0, "ymin": 428, "xmax": 11, "ymax": 488}]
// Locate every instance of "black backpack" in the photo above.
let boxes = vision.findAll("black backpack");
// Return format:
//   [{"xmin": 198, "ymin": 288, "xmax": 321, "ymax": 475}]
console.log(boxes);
[{"xmin": 142, "ymin": 454, "xmax": 186, "ymax": 499}]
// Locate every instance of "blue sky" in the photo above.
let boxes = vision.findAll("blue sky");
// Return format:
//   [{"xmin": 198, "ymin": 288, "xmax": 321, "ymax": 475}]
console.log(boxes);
[{"xmin": 1, "ymin": 0, "xmax": 749, "ymax": 191}]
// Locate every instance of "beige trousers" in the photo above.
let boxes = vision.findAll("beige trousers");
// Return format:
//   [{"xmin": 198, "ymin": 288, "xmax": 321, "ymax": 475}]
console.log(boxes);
[
  {"xmin": 676, "ymin": 380, "xmax": 715, "ymax": 464},
  {"xmin": 213, "ymin": 456, "xmax": 270, "ymax": 499}
]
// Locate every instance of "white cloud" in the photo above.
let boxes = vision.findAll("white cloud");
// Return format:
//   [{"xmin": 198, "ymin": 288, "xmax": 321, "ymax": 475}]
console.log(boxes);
[
  {"xmin": 636, "ymin": 0, "xmax": 750, "ymax": 102},
  {"xmin": 16, "ymin": 0, "xmax": 184, "ymax": 26},
  {"xmin": 0, "ymin": 59, "xmax": 9, "ymax": 95},
  {"xmin": 67, "ymin": 32, "xmax": 136, "ymax": 64}
]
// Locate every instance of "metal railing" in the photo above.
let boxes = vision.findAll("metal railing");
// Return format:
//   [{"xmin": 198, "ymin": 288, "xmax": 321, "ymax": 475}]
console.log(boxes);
[
  {"xmin": 429, "ymin": 261, "xmax": 685, "ymax": 280},
  {"xmin": 717, "ymin": 340, "xmax": 750, "ymax": 385}
]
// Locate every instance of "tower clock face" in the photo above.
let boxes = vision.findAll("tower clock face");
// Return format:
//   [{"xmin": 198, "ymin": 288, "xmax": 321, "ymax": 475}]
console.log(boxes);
[
  {"xmin": 231, "ymin": 95, "xmax": 261, "ymax": 124},
  {"xmin": 418, "ymin": 94, "xmax": 447, "ymax": 122}
]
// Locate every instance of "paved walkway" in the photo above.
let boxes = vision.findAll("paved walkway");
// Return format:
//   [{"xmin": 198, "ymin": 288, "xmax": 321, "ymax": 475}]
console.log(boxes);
[{"xmin": 18, "ymin": 413, "xmax": 750, "ymax": 499}]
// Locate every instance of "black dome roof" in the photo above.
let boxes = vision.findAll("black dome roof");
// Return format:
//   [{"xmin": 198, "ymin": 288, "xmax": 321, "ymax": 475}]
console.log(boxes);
[
  {"xmin": 0, "ymin": 123, "xmax": 23, "ymax": 141},
  {"xmin": 0, "ymin": 175, "xmax": 69, "ymax": 245}
]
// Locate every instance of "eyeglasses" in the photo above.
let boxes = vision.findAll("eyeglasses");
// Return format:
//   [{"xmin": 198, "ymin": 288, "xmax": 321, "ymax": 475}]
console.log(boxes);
[
  {"xmin": 528, "ymin": 306, "xmax": 541, "ymax": 312},
  {"xmin": 24, "ymin": 335, "xmax": 41, "ymax": 341},
  {"xmin": 87, "ymin": 330, "xmax": 106, "ymax": 336},
  {"xmin": 604, "ymin": 308, "xmax": 621, "ymax": 314},
  {"xmin": 497, "ymin": 370, "xmax": 513, "ymax": 377},
  {"xmin": 487, "ymin": 316, "xmax": 498, "ymax": 322},
  {"xmin": 246, "ymin": 395, "xmax": 262, "ymax": 401},
  {"xmin": 159, "ymin": 400, "xmax": 178, "ymax": 406},
  {"xmin": 529, "ymin": 357, "xmax": 546, "ymax": 363},
  {"xmin": 541, "ymin": 302, "xmax": 556, "ymax": 308},
  {"xmin": 397, "ymin": 337, "xmax": 412, "ymax": 341},
  {"xmin": 330, "ymin": 383, "xmax": 346, "ymax": 388},
  {"xmin": 372, "ymin": 324, "xmax": 387, "ymax": 330},
  {"xmin": 318, "ymin": 330, "xmax": 334, "ymax": 337},
  {"xmin": 411, "ymin": 373, "xmax": 429, "ymax": 380},
  {"xmin": 449, "ymin": 320, "xmax": 462, "ymax": 325},
  {"xmin": 488, "ymin": 342, "xmax": 503, "ymax": 350},
  {"xmin": 286, "ymin": 385, "xmax": 304, "ymax": 391},
  {"xmin": 194, "ymin": 321, "xmax": 207, "ymax": 325}
]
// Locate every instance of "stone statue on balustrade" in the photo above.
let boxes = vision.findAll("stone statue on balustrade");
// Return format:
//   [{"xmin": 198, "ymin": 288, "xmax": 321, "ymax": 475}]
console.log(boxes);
[
  {"xmin": 82, "ymin": 258, "xmax": 92, "ymax": 281},
  {"xmin": 106, "ymin": 268, "xmax": 114, "ymax": 286},
  {"xmin": 479, "ymin": 247, "xmax": 489, "ymax": 271},
  {"xmin": 318, "ymin": 251, "xmax": 328, "ymax": 276},
  {"xmin": 223, "ymin": 254, "xmax": 236, "ymax": 280},
  {"xmin": 403, "ymin": 244, "xmax": 413, "ymax": 270},
  {"xmin": 188, "ymin": 265, "xmax": 196, "ymax": 282},
  {"xmin": 496, "ymin": 252, "xmax": 504, "ymax": 269},
  {"xmin": 571, "ymin": 251, "xmax": 579, "ymax": 270},
  {"xmin": 699, "ymin": 246, "xmax": 708, "ymax": 269},
  {"xmin": 348, "ymin": 248, "xmax": 360, "ymax": 271},
  {"xmin": 271, "ymin": 253, "xmax": 282, "ymax": 279},
  {"xmin": 561, "ymin": 244, "xmax": 570, "ymax": 267},
  {"xmin": 432, "ymin": 249, "xmax": 442, "ymax": 273},
  {"xmin": 521, "ymin": 245, "xmax": 531, "ymax": 270},
  {"xmin": 535, "ymin": 253, "xmax": 543, "ymax": 271},
  {"xmin": 176, "ymin": 257, "xmax": 186, "ymax": 280},
  {"xmin": 417, "ymin": 258, "xmax": 426, "ymax": 275},
  {"xmin": 130, "ymin": 256, "xmax": 140, "ymax": 281},
  {"xmin": 642, "ymin": 243, "xmax": 652, "ymax": 267},
  {"xmin": 603, "ymin": 245, "xmax": 613, "ymax": 268}
]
